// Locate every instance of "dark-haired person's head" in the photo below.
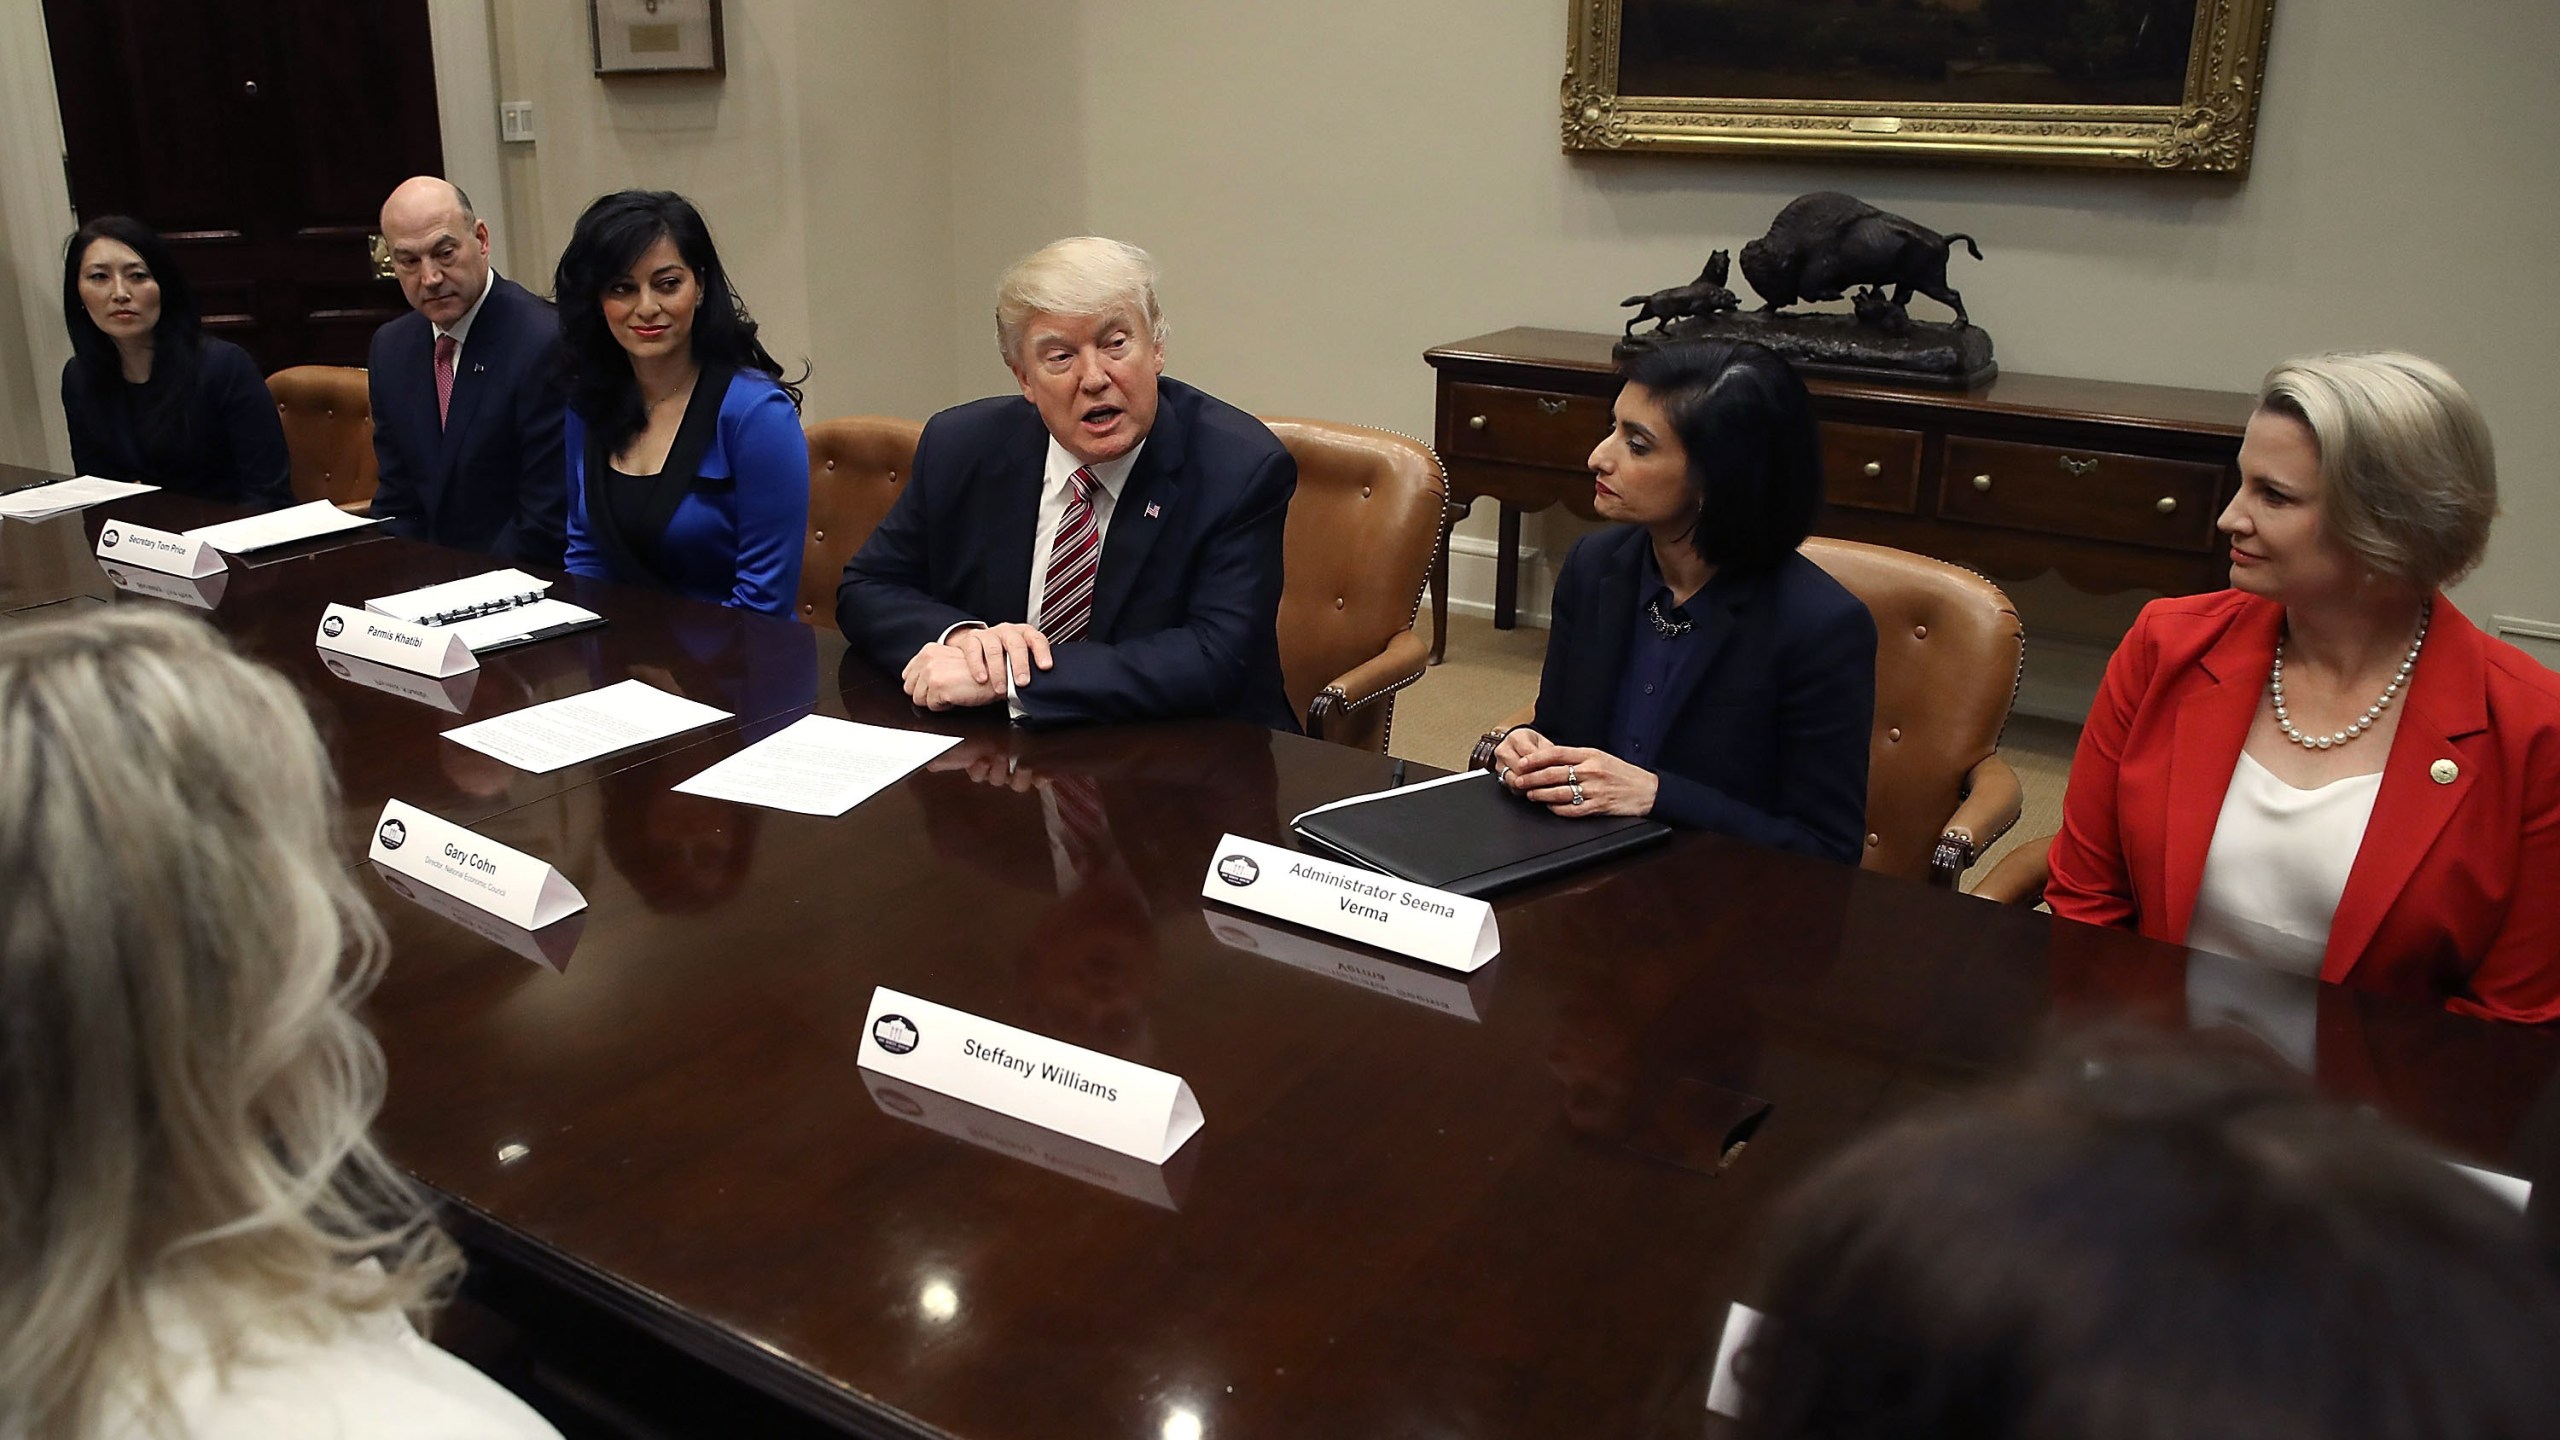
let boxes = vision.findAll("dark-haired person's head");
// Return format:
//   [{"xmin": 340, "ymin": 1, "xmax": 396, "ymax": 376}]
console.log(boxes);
[
  {"xmin": 551, "ymin": 189, "xmax": 801, "ymax": 455},
  {"xmin": 60, "ymin": 215, "xmax": 199, "ymax": 380},
  {"xmin": 1734, "ymin": 1031, "xmax": 2560, "ymax": 1440},
  {"xmin": 1594, "ymin": 340, "xmax": 1822, "ymax": 576}
]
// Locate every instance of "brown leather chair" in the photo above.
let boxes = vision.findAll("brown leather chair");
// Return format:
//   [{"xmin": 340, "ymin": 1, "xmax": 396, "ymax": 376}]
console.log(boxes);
[
  {"xmin": 797, "ymin": 415, "xmax": 923, "ymax": 628},
  {"xmin": 265, "ymin": 365, "xmax": 377, "ymax": 511},
  {"xmin": 1470, "ymin": 537, "xmax": 2025, "ymax": 887},
  {"xmin": 1265, "ymin": 418, "xmax": 1449, "ymax": 752}
]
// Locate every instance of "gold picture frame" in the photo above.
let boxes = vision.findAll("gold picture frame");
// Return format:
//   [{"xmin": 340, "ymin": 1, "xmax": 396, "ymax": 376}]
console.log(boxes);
[
  {"xmin": 1563, "ymin": 0, "xmax": 2277, "ymax": 174},
  {"xmin": 591, "ymin": 0, "xmax": 726, "ymax": 78}
]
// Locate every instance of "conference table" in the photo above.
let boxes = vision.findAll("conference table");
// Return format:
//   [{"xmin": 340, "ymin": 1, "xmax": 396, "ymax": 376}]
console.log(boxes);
[{"xmin": 4, "ymin": 471, "xmax": 2554, "ymax": 1439}]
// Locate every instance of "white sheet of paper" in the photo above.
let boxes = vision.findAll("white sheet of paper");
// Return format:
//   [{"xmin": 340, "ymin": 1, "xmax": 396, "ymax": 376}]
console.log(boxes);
[
  {"xmin": 0, "ymin": 475, "xmax": 157, "ymax": 518},
  {"xmin": 2448, "ymin": 1159, "xmax": 2533, "ymax": 1209},
  {"xmin": 183, "ymin": 499, "xmax": 377, "ymax": 553},
  {"xmin": 439, "ymin": 596, "xmax": 602, "ymax": 652},
  {"xmin": 671, "ymin": 714, "xmax": 958, "ymax": 816},
  {"xmin": 441, "ymin": 678, "xmax": 730, "ymax": 774},
  {"xmin": 368, "ymin": 568, "xmax": 552, "ymax": 623}
]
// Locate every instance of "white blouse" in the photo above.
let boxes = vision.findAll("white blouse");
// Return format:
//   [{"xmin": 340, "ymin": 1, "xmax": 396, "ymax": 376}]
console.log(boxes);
[
  {"xmin": 104, "ymin": 1290, "xmax": 562, "ymax": 1440},
  {"xmin": 2185, "ymin": 751, "xmax": 2382, "ymax": 977}
]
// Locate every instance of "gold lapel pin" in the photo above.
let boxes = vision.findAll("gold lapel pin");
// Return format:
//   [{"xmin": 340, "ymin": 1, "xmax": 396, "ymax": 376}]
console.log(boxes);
[{"xmin": 2430, "ymin": 758, "xmax": 2459, "ymax": 785}]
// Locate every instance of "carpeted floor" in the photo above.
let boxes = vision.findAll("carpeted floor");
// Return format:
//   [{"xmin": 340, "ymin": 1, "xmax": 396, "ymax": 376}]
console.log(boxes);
[{"xmin": 1387, "ymin": 612, "xmax": 2075, "ymax": 891}]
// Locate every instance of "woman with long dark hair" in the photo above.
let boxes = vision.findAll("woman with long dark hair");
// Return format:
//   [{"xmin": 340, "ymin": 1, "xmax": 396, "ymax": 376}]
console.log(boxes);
[
  {"xmin": 552, "ymin": 190, "xmax": 807, "ymax": 617},
  {"xmin": 58, "ymin": 216, "xmax": 292, "ymax": 509}
]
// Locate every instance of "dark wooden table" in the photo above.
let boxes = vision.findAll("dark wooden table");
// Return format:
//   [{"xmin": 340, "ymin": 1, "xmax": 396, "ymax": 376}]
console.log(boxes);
[
  {"xmin": 5, "ymin": 485, "xmax": 2552, "ymax": 1439},
  {"xmin": 1423, "ymin": 328, "xmax": 2257, "ymax": 661}
]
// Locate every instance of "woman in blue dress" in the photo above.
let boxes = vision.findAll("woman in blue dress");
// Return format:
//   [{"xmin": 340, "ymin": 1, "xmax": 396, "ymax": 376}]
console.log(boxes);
[{"xmin": 554, "ymin": 190, "xmax": 808, "ymax": 617}]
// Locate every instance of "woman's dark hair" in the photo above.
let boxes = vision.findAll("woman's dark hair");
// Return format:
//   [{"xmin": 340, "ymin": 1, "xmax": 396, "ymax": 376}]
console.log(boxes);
[
  {"xmin": 60, "ymin": 215, "xmax": 201, "ymax": 383},
  {"xmin": 61, "ymin": 216, "xmax": 208, "ymax": 465},
  {"xmin": 1733, "ymin": 1030, "xmax": 2560, "ymax": 1440},
  {"xmin": 1616, "ymin": 339, "xmax": 1822, "ymax": 576},
  {"xmin": 551, "ymin": 189, "xmax": 803, "ymax": 456}
]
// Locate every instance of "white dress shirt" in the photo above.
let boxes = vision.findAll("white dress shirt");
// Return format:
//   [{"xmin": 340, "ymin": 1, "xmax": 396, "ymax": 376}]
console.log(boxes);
[
  {"xmin": 2185, "ymin": 751, "xmax": 2383, "ymax": 977},
  {"xmin": 1023, "ymin": 435, "xmax": 1144, "ymax": 625}
]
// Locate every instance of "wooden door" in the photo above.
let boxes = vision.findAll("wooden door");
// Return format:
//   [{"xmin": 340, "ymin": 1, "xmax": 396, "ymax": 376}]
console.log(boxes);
[{"xmin": 43, "ymin": 0, "xmax": 445, "ymax": 371}]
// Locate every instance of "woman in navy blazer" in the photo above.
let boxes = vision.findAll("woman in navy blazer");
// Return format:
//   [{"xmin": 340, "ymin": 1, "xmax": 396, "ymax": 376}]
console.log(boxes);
[
  {"xmin": 1488, "ymin": 340, "xmax": 1875, "ymax": 863},
  {"xmin": 554, "ymin": 190, "xmax": 807, "ymax": 618}
]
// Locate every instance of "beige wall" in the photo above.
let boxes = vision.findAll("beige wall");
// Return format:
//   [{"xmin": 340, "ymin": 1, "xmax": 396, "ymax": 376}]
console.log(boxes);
[{"xmin": 5, "ymin": 0, "xmax": 2556, "ymax": 667}]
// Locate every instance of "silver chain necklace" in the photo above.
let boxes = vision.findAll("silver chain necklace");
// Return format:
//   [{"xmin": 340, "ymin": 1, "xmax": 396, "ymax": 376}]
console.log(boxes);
[{"xmin": 2269, "ymin": 599, "xmax": 2430, "ymax": 750}]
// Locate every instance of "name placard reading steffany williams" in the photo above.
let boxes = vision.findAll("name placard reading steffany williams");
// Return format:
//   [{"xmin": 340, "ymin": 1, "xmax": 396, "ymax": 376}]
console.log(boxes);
[{"xmin": 856, "ymin": 987, "xmax": 1203, "ymax": 1165}]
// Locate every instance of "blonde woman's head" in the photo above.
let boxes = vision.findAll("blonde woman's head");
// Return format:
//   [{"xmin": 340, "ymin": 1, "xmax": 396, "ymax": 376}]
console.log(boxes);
[
  {"xmin": 0, "ymin": 609, "xmax": 455, "ymax": 1439},
  {"xmin": 2256, "ymin": 351, "xmax": 2498, "ymax": 591}
]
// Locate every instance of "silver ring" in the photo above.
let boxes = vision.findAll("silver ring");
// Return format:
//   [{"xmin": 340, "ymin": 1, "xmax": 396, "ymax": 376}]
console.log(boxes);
[
  {"xmin": 1497, "ymin": 764, "xmax": 1511, "ymax": 783},
  {"xmin": 1567, "ymin": 766, "xmax": 1580, "ymax": 786},
  {"xmin": 1569, "ymin": 780, "xmax": 1586, "ymax": 805}
]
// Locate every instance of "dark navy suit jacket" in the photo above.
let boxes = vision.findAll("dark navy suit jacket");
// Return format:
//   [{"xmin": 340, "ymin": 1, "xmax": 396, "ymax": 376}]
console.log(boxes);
[
  {"xmin": 1532, "ymin": 527, "xmax": 1875, "ymax": 862},
  {"xmin": 836, "ymin": 376, "xmax": 1297, "ymax": 730},
  {"xmin": 366, "ymin": 275, "xmax": 567, "ymax": 566}
]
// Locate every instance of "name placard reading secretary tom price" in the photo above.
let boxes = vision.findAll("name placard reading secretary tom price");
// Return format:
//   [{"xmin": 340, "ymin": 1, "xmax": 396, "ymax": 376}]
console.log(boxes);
[
  {"xmin": 857, "ymin": 987, "xmax": 1204, "ymax": 1165},
  {"xmin": 1200, "ymin": 834, "xmax": 1499, "ymax": 973}
]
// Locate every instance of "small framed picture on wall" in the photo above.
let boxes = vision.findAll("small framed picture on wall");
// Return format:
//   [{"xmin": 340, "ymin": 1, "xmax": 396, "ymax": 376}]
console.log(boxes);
[{"xmin": 591, "ymin": 0, "xmax": 725, "ymax": 77}]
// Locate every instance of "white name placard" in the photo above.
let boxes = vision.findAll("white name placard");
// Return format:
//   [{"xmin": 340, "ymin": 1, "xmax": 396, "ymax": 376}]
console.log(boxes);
[
  {"xmin": 94, "ymin": 520, "xmax": 223, "ymax": 578},
  {"xmin": 1200, "ymin": 833, "xmax": 1498, "ymax": 973},
  {"xmin": 860, "ymin": 1071, "xmax": 1183, "ymax": 1210},
  {"xmin": 100, "ymin": 560, "xmax": 228, "ymax": 610},
  {"xmin": 1707, "ymin": 1302, "xmax": 1763, "ymax": 1417},
  {"xmin": 369, "ymin": 862, "xmax": 583, "ymax": 972},
  {"xmin": 316, "ymin": 603, "xmax": 476, "ymax": 679},
  {"xmin": 365, "ymin": 800, "xmax": 585, "ymax": 931},
  {"xmin": 1204, "ymin": 911, "xmax": 1496, "ymax": 1022},
  {"xmin": 319, "ymin": 649, "xmax": 480, "ymax": 713},
  {"xmin": 857, "ymin": 987, "xmax": 1203, "ymax": 1165}
]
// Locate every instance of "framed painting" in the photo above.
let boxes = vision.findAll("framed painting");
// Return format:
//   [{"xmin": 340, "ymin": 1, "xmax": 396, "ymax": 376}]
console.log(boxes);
[
  {"xmin": 1562, "ymin": 0, "xmax": 2277, "ymax": 174},
  {"xmin": 592, "ymin": 0, "xmax": 726, "ymax": 77}
]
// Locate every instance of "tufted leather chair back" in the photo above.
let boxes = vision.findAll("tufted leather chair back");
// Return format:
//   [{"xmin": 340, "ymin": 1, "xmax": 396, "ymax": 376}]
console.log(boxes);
[
  {"xmin": 798, "ymin": 415, "xmax": 923, "ymax": 628},
  {"xmin": 265, "ymin": 366, "xmax": 378, "ymax": 509},
  {"xmin": 1265, "ymin": 418, "xmax": 1447, "ymax": 751},
  {"xmin": 1804, "ymin": 537, "xmax": 2023, "ymax": 881}
]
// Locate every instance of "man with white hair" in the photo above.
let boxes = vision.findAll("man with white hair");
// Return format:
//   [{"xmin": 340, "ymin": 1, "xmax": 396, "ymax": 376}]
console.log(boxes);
[
  {"xmin": 838, "ymin": 237, "xmax": 1297, "ymax": 729},
  {"xmin": 366, "ymin": 176, "xmax": 566, "ymax": 566}
]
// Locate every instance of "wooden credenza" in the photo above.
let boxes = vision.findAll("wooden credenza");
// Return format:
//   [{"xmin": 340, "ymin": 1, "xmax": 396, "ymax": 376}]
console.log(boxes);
[{"xmin": 1423, "ymin": 327, "xmax": 2256, "ymax": 660}]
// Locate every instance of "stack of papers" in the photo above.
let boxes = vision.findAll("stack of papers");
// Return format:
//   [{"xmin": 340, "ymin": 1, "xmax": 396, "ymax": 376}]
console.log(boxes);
[
  {"xmin": 369, "ymin": 569, "xmax": 602, "ymax": 652},
  {"xmin": 0, "ymin": 475, "xmax": 157, "ymax": 520},
  {"xmin": 442, "ymin": 679, "xmax": 730, "ymax": 774},
  {"xmin": 673, "ymin": 715, "xmax": 959, "ymax": 816},
  {"xmin": 185, "ymin": 500, "xmax": 377, "ymax": 554}
]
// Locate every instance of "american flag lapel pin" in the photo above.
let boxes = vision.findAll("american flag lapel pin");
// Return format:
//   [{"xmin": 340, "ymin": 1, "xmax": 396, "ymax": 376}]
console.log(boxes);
[{"xmin": 1145, "ymin": 501, "xmax": 1161, "ymax": 519}]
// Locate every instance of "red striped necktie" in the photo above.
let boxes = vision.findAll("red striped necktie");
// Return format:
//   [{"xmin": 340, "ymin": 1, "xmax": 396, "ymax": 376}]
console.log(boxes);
[
  {"xmin": 433, "ymin": 333, "xmax": 458, "ymax": 429},
  {"xmin": 1038, "ymin": 466, "xmax": 1100, "ymax": 643}
]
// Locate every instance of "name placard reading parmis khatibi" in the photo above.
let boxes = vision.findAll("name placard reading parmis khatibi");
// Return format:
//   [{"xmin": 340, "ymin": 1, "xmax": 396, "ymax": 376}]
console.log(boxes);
[
  {"xmin": 857, "ymin": 987, "xmax": 1203, "ymax": 1165},
  {"xmin": 316, "ymin": 603, "xmax": 477, "ymax": 679}
]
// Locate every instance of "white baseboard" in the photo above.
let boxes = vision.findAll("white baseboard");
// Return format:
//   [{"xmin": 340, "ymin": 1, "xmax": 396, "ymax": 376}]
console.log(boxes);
[{"xmin": 1440, "ymin": 534, "xmax": 1555, "ymax": 629}]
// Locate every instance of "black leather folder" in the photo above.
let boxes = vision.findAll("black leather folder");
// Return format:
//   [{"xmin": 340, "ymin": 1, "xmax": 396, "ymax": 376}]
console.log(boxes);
[{"xmin": 1290, "ymin": 771, "xmax": 1672, "ymax": 897}]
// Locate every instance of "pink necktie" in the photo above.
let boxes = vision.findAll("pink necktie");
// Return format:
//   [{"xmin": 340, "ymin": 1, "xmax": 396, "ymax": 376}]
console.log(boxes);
[
  {"xmin": 433, "ymin": 334, "xmax": 458, "ymax": 429},
  {"xmin": 1038, "ymin": 467, "xmax": 1100, "ymax": 643}
]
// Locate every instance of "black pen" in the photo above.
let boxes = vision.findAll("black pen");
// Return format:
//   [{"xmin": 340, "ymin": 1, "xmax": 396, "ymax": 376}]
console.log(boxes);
[{"xmin": 1391, "ymin": 759, "xmax": 1407, "ymax": 788}]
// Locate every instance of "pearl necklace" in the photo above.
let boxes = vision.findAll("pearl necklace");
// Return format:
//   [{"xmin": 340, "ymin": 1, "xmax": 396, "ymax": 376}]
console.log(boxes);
[{"xmin": 2269, "ymin": 600, "xmax": 2430, "ymax": 750}]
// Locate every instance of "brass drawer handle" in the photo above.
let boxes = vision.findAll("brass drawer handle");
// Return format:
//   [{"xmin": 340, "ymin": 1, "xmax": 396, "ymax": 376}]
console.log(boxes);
[
  {"xmin": 2059, "ymin": 455, "xmax": 2099, "ymax": 476},
  {"xmin": 1535, "ymin": 397, "xmax": 1568, "ymax": 415},
  {"xmin": 1862, "ymin": 461, "xmax": 1882, "ymax": 478},
  {"xmin": 2155, "ymin": 496, "xmax": 2178, "ymax": 515},
  {"xmin": 1972, "ymin": 473, "xmax": 1993, "ymax": 492},
  {"xmin": 1468, "ymin": 415, "xmax": 1487, "ymax": 430}
]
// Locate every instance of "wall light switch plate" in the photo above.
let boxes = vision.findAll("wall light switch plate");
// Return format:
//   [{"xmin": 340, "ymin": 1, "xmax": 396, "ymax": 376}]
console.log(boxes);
[{"xmin": 500, "ymin": 101, "xmax": 536, "ymax": 144}]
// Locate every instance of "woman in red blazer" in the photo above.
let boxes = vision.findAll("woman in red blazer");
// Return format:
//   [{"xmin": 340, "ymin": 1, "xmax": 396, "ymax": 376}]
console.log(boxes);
[{"xmin": 2049, "ymin": 352, "xmax": 2560, "ymax": 1025}]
